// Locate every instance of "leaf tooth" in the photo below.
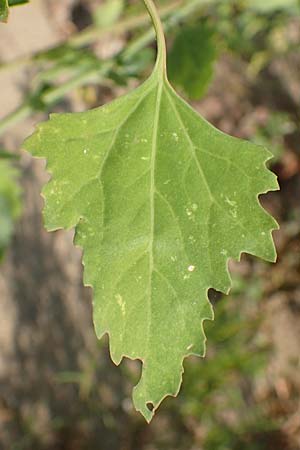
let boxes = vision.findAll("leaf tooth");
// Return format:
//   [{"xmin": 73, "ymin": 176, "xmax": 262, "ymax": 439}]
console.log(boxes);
[
  {"xmin": 22, "ymin": 62, "xmax": 280, "ymax": 422},
  {"xmin": 133, "ymin": 292, "xmax": 213, "ymax": 422}
]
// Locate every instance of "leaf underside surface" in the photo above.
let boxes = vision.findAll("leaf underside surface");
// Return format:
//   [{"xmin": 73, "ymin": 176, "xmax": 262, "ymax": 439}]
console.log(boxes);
[{"xmin": 24, "ymin": 66, "xmax": 278, "ymax": 421}]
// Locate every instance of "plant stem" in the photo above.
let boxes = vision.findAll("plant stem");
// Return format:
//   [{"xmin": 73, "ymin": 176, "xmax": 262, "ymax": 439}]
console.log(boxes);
[
  {"xmin": 0, "ymin": 104, "xmax": 32, "ymax": 135},
  {"xmin": 70, "ymin": 0, "xmax": 181, "ymax": 48},
  {"xmin": 42, "ymin": 63, "xmax": 113, "ymax": 105},
  {"xmin": 142, "ymin": 0, "xmax": 167, "ymax": 73},
  {"xmin": 0, "ymin": 0, "xmax": 216, "ymax": 137},
  {"xmin": 0, "ymin": 0, "xmax": 181, "ymax": 74},
  {"xmin": 122, "ymin": 0, "xmax": 214, "ymax": 62}
]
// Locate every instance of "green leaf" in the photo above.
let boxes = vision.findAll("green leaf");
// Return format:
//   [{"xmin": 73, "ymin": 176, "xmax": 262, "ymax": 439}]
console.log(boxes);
[
  {"xmin": 0, "ymin": 0, "xmax": 9, "ymax": 22},
  {"xmin": 0, "ymin": 0, "xmax": 29, "ymax": 22},
  {"xmin": 24, "ymin": 69, "xmax": 278, "ymax": 421},
  {"xmin": 168, "ymin": 23, "xmax": 217, "ymax": 100},
  {"xmin": 8, "ymin": 0, "xmax": 29, "ymax": 6},
  {"xmin": 23, "ymin": 0, "xmax": 279, "ymax": 422},
  {"xmin": 0, "ymin": 159, "xmax": 21, "ymax": 260}
]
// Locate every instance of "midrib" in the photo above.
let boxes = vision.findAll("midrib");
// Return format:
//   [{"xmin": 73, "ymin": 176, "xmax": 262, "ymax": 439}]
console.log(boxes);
[{"xmin": 146, "ymin": 80, "xmax": 163, "ymax": 356}]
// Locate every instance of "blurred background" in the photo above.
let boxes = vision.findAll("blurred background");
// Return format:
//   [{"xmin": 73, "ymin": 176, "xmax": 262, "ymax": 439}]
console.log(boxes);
[{"xmin": 0, "ymin": 0, "xmax": 300, "ymax": 449}]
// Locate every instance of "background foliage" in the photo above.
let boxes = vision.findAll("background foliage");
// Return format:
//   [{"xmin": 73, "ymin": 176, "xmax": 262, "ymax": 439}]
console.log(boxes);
[
  {"xmin": 0, "ymin": 0, "xmax": 299, "ymax": 449},
  {"xmin": 0, "ymin": 154, "xmax": 20, "ymax": 260}
]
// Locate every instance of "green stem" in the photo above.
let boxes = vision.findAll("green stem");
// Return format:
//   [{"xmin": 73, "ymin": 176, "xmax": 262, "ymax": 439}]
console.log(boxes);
[
  {"xmin": 42, "ymin": 64, "xmax": 113, "ymax": 104},
  {"xmin": 0, "ymin": 0, "xmax": 181, "ymax": 74},
  {"xmin": 0, "ymin": 104, "xmax": 32, "ymax": 135},
  {"xmin": 123, "ymin": 0, "xmax": 214, "ymax": 62},
  {"xmin": 143, "ymin": 0, "xmax": 167, "ymax": 73},
  {"xmin": 0, "ymin": 0, "xmax": 216, "ymax": 137},
  {"xmin": 70, "ymin": 0, "xmax": 181, "ymax": 48}
]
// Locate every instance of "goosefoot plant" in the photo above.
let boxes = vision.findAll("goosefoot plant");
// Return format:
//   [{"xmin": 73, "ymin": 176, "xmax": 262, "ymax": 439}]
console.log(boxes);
[{"xmin": 24, "ymin": 0, "xmax": 279, "ymax": 422}]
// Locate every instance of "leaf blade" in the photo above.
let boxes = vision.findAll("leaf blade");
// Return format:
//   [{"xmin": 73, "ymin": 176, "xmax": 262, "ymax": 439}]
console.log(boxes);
[{"xmin": 24, "ymin": 67, "xmax": 278, "ymax": 421}]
